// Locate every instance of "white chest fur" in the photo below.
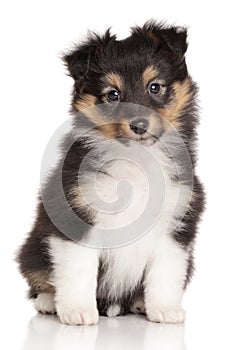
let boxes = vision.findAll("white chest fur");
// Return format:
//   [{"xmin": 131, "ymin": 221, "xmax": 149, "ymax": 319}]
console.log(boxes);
[
  {"xmin": 49, "ymin": 139, "xmax": 191, "ymax": 323},
  {"xmin": 80, "ymin": 140, "xmax": 191, "ymax": 247},
  {"xmin": 80, "ymin": 141, "xmax": 192, "ymax": 299}
]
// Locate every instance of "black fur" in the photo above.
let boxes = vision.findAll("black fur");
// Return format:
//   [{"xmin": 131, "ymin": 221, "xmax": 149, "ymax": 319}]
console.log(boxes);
[
  {"xmin": 17, "ymin": 20, "xmax": 205, "ymax": 316},
  {"xmin": 64, "ymin": 22, "xmax": 188, "ymax": 112}
]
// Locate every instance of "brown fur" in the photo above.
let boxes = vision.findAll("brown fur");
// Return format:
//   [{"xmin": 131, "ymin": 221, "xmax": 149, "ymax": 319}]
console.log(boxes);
[
  {"xmin": 74, "ymin": 93, "xmax": 97, "ymax": 111},
  {"xmin": 147, "ymin": 30, "xmax": 159, "ymax": 44},
  {"xmin": 97, "ymin": 123, "xmax": 118, "ymax": 139},
  {"xmin": 75, "ymin": 93, "xmax": 123, "ymax": 139},
  {"xmin": 158, "ymin": 78, "xmax": 192, "ymax": 127},
  {"xmin": 142, "ymin": 66, "xmax": 158, "ymax": 86},
  {"xmin": 26, "ymin": 270, "xmax": 54, "ymax": 296},
  {"xmin": 17, "ymin": 22, "xmax": 205, "ymax": 318},
  {"xmin": 104, "ymin": 72, "xmax": 123, "ymax": 91}
]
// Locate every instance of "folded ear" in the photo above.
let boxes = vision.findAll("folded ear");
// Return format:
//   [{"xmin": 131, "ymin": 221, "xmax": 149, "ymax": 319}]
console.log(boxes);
[
  {"xmin": 63, "ymin": 29, "xmax": 115, "ymax": 81},
  {"xmin": 63, "ymin": 42, "xmax": 97, "ymax": 80},
  {"xmin": 159, "ymin": 26, "xmax": 188, "ymax": 55},
  {"xmin": 132, "ymin": 21, "xmax": 188, "ymax": 59}
]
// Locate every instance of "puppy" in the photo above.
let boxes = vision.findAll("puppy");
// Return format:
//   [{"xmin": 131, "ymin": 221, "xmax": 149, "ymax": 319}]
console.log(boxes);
[{"xmin": 17, "ymin": 21, "xmax": 205, "ymax": 325}]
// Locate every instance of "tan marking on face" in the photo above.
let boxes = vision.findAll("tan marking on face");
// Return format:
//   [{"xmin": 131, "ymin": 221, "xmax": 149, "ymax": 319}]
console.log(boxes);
[
  {"xmin": 158, "ymin": 78, "xmax": 192, "ymax": 127},
  {"xmin": 26, "ymin": 270, "xmax": 54, "ymax": 294},
  {"xmin": 116, "ymin": 121, "xmax": 131, "ymax": 139},
  {"xmin": 74, "ymin": 94, "xmax": 97, "ymax": 111},
  {"xmin": 74, "ymin": 93, "xmax": 107, "ymax": 126},
  {"xmin": 97, "ymin": 123, "xmax": 118, "ymax": 139},
  {"xmin": 142, "ymin": 66, "xmax": 158, "ymax": 86},
  {"xmin": 83, "ymin": 114, "xmax": 118, "ymax": 139},
  {"xmin": 75, "ymin": 94, "xmax": 118, "ymax": 139},
  {"xmin": 84, "ymin": 109, "xmax": 106, "ymax": 125},
  {"xmin": 105, "ymin": 72, "xmax": 123, "ymax": 91}
]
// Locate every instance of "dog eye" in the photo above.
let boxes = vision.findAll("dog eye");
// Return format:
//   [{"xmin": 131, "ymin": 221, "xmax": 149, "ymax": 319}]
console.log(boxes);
[
  {"xmin": 107, "ymin": 89, "xmax": 120, "ymax": 102},
  {"xmin": 149, "ymin": 82, "xmax": 160, "ymax": 94}
]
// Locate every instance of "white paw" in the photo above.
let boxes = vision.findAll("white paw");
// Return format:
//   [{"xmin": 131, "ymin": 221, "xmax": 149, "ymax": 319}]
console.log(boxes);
[
  {"xmin": 147, "ymin": 307, "xmax": 185, "ymax": 324},
  {"xmin": 106, "ymin": 304, "xmax": 121, "ymax": 317},
  {"xmin": 57, "ymin": 303, "xmax": 99, "ymax": 326},
  {"xmin": 34, "ymin": 293, "xmax": 56, "ymax": 314},
  {"xmin": 130, "ymin": 297, "xmax": 146, "ymax": 314}
]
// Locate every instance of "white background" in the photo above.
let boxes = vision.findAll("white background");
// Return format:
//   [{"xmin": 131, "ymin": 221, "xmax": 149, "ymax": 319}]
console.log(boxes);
[{"xmin": 1, "ymin": 1, "xmax": 233, "ymax": 349}]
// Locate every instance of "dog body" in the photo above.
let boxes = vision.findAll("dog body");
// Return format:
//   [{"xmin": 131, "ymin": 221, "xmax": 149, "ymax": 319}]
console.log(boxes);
[{"xmin": 17, "ymin": 21, "xmax": 204, "ymax": 325}]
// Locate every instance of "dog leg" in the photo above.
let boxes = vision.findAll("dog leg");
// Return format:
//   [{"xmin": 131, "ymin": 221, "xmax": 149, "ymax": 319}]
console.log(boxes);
[
  {"xmin": 49, "ymin": 237, "xmax": 99, "ymax": 326},
  {"xmin": 34, "ymin": 292, "xmax": 56, "ymax": 314},
  {"xmin": 130, "ymin": 296, "xmax": 146, "ymax": 314},
  {"xmin": 144, "ymin": 235, "xmax": 187, "ymax": 323}
]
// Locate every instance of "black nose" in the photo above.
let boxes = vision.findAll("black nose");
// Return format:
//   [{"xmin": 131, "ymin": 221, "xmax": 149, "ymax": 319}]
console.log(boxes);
[{"xmin": 129, "ymin": 118, "xmax": 149, "ymax": 135}]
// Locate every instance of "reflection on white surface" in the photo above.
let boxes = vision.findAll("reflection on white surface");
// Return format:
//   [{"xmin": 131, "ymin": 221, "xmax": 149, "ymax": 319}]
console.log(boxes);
[{"xmin": 22, "ymin": 314, "xmax": 186, "ymax": 350}]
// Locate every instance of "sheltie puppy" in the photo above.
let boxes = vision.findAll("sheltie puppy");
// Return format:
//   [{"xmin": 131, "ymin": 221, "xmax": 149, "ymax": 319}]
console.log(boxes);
[{"xmin": 17, "ymin": 21, "xmax": 205, "ymax": 325}]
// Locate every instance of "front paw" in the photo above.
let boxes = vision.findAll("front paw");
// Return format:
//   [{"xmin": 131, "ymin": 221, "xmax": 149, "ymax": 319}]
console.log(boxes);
[
  {"xmin": 146, "ymin": 306, "xmax": 185, "ymax": 324},
  {"xmin": 34, "ymin": 293, "xmax": 56, "ymax": 315},
  {"xmin": 57, "ymin": 302, "xmax": 99, "ymax": 326}
]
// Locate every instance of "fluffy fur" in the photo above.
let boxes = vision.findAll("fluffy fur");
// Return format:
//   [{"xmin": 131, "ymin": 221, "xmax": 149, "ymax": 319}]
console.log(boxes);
[{"xmin": 17, "ymin": 21, "xmax": 205, "ymax": 325}]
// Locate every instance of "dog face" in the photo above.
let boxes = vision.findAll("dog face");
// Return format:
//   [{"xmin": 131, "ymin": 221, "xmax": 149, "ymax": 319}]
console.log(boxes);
[{"xmin": 64, "ymin": 22, "xmax": 196, "ymax": 145}]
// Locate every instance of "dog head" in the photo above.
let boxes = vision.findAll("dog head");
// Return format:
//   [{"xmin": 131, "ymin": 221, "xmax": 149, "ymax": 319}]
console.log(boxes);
[{"xmin": 64, "ymin": 21, "xmax": 197, "ymax": 145}]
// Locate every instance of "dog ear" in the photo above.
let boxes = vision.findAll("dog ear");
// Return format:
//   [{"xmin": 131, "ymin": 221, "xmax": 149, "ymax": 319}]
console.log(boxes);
[
  {"xmin": 133, "ymin": 22, "xmax": 188, "ymax": 59},
  {"xmin": 63, "ymin": 29, "xmax": 115, "ymax": 81},
  {"xmin": 63, "ymin": 43, "xmax": 96, "ymax": 80},
  {"xmin": 159, "ymin": 26, "xmax": 188, "ymax": 56}
]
